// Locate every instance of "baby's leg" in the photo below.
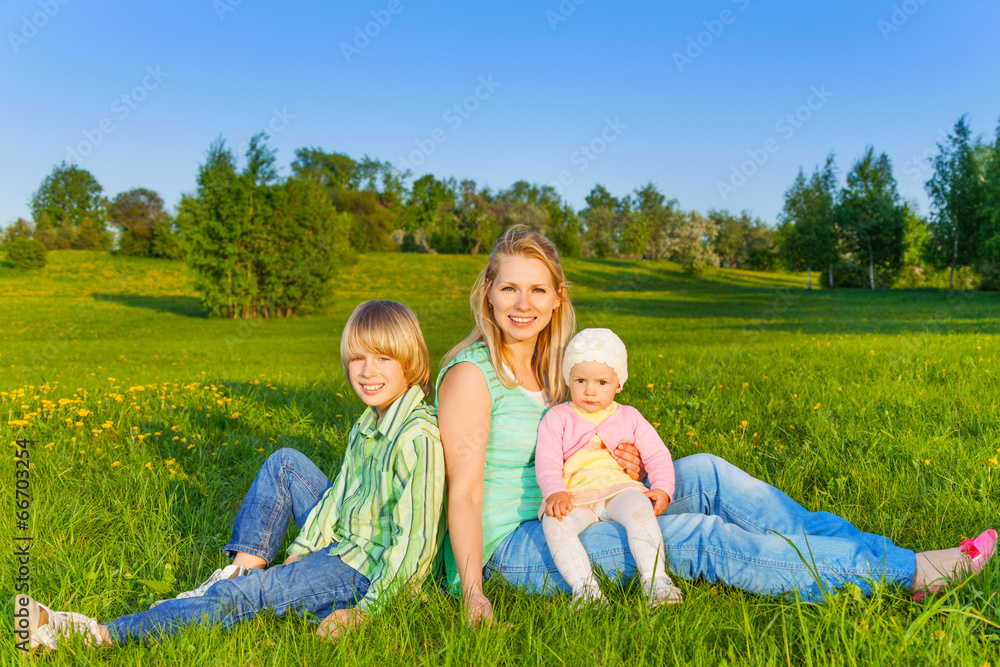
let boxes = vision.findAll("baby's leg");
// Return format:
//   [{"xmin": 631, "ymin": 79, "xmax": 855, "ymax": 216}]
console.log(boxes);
[
  {"xmin": 603, "ymin": 490, "xmax": 682, "ymax": 605},
  {"xmin": 541, "ymin": 506, "xmax": 604, "ymax": 603}
]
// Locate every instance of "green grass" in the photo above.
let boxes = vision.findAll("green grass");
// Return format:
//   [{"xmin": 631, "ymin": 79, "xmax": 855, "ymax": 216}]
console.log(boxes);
[{"xmin": 2, "ymin": 251, "xmax": 1000, "ymax": 665}]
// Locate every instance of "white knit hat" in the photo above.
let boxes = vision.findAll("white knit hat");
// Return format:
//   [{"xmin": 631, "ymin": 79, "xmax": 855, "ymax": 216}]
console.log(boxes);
[{"xmin": 562, "ymin": 328, "xmax": 628, "ymax": 387}]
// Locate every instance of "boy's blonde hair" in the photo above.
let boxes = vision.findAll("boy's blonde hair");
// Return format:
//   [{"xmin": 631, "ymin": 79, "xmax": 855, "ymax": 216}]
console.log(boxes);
[
  {"xmin": 443, "ymin": 225, "xmax": 577, "ymax": 403},
  {"xmin": 340, "ymin": 300, "xmax": 432, "ymax": 396}
]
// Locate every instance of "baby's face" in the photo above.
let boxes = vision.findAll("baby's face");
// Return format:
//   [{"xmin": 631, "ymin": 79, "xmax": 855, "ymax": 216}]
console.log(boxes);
[{"xmin": 568, "ymin": 361, "xmax": 622, "ymax": 413}]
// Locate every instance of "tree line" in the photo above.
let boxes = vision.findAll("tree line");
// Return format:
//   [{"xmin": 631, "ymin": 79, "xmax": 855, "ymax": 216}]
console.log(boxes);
[
  {"xmin": 4, "ymin": 113, "xmax": 999, "ymax": 316},
  {"xmin": 778, "ymin": 115, "xmax": 1000, "ymax": 290}
]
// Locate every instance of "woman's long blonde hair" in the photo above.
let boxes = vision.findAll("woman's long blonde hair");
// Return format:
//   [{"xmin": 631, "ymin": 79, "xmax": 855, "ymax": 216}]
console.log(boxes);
[{"xmin": 442, "ymin": 226, "xmax": 576, "ymax": 403}]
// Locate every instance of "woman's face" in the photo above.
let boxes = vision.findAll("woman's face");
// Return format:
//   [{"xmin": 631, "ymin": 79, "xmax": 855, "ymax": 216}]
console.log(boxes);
[{"xmin": 489, "ymin": 255, "xmax": 561, "ymax": 347}]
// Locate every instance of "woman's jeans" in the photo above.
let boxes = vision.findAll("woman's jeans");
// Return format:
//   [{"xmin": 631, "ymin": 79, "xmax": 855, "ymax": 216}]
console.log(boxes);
[
  {"xmin": 106, "ymin": 449, "xmax": 352, "ymax": 643},
  {"xmin": 489, "ymin": 453, "xmax": 917, "ymax": 601}
]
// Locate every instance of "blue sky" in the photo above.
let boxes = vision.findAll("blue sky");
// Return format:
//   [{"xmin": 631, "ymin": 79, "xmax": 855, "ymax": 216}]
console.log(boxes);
[{"xmin": 3, "ymin": 0, "xmax": 999, "ymax": 229}]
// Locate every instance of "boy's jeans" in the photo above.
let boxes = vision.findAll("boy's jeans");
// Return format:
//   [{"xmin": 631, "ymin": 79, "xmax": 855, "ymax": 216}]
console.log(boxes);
[
  {"xmin": 106, "ymin": 448, "xmax": 352, "ymax": 643},
  {"xmin": 105, "ymin": 544, "xmax": 369, "ymax": 644},
  {"xmin": 223, "ymin": 448, "xmax": 334, "ymax": 562},
  {"xmin": 488, "ymin": 453, "xmax": 917, "ymax": 602}
]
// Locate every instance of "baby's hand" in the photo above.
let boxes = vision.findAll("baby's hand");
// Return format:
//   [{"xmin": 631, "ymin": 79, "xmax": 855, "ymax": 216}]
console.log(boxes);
[
  {"xmin": 645, "ymin": 489, "xmax": 670, "ymax": 516},
  {"xmin": 545, "ymin": 492, "xmax": 573, "ymax": 520}
]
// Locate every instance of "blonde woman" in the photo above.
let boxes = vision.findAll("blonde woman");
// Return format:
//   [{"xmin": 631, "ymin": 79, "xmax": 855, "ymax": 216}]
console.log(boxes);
[{"xmin": 436, "ymin": 226, "xmax": 995, "ymax": 625}]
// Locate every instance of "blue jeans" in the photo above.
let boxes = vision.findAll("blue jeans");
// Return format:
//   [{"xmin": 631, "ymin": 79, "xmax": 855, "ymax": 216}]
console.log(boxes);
[
  {"xmin": 105, "ymin": 448, "xmax": 345, "ymax": 643},
  {"xmin": 488, "ymin": 453, "xmax": 916, "ymax": 601},
  {"xmin": 222, "ymin": 448, "xmax": 333, "ymax": 563},
  {"xmin": 104, "ymin": 545, "xmax": 369, "ymax": 644}
]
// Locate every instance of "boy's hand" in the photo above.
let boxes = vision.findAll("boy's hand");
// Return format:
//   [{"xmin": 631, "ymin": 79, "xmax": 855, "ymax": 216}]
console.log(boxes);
[
  {"xmin": 283, "ymin": 553, "xmax": 302, "ymax": 565},
  {"xmin": 544, "ymin": 492, "xmax": 572, "ymax": 520},
  {"xmin": 645, "ymin": 489, "xmax": 670, "ymax": 516},
  {"xmin": 614, "ymin": 443, "xmax": 647, "ymax": 482},
  {"xmin": 317, "ymin": 608, "xmax": 367, "ymax": 641}
]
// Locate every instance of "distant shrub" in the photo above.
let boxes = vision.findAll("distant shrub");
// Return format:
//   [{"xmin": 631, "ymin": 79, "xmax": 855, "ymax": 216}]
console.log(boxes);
[{"xmin": 5, "ymin": 237, "xmax": 47, "ymax": 270}]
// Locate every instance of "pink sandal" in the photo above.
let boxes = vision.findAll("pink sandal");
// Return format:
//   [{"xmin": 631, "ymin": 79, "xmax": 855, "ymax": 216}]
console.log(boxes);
[
  {"xmin": 913, "ymin": 528, "xmax": 996, "ymax": 602},
  {"xmin": 959, "ymin": 528, "xmax": 997, "ymax": 572}
]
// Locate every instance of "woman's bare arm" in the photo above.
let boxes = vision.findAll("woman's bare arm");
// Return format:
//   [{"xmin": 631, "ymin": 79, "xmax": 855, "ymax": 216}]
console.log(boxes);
[{"xmin": 437, "ymin": 361, "xmax": 494, "ymax": 625}]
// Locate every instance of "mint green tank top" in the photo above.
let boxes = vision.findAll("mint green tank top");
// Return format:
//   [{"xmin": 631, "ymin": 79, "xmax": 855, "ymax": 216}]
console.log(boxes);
[{"xmin": 435, "ymin": 342, "xmax": 547, "ymax": 594}]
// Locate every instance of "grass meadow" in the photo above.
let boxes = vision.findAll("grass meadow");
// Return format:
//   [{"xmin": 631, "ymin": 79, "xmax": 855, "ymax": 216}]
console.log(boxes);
[{"xmin": 2, "ymin": 250, "xmax": 1000, "ymax": 666}]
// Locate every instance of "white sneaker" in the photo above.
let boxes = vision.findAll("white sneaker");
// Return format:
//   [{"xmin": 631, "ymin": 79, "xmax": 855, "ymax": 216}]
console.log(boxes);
[
  {"xmin": 648, "ymin": 577, "xmax": 683, "ymax": 607},
  {"xmin": 149, "ymin": 564, "xmax": 252, "ymax": 609},
  {"xmin": 13, "ymin": 595, "xmax": 105, "ymax": 656},
  {"xmin": 570, "ymin": 582, "xmax": 607, "ymax": 610}
]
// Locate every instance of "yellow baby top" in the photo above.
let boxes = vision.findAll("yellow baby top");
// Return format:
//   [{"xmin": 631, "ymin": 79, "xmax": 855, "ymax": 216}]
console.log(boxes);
[{"xmin": 561, "ymin": 402, "xmax": 647, "ymax": 506}]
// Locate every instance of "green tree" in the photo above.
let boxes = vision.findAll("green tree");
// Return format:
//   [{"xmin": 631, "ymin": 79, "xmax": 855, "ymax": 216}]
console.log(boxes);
[
  {"xmin": 1, "ymin": 218, "xmax": 33, "ymax": 245},
  {"xmin": 5, "ymin": 237, "xmax": 47, "ymax": 270},
  {"xmin": 622, "ymin": 183, "xmax": 678, "ymax": 259},
  {"xmin": 661, "ymin": 210, "xmax": 719, "ymax": 274},
  {"xmin": 710, "ymin": 209, "xmax": 776, "ymax": 270},
  {"xmin": 839, "ymin": 147, "xmax": 907, "ymax": 289},
  {"xmin": 777, "ymin": 155, "xmax": 840, "ymax": 289},
  {"xmin": 980, "ymin": 119, "xmax": 1000, "ymax": 289},
  {"xmin": 291, "ymin": 148, "xmax": 403, "ymax": 251},
  {"xmin": 108, "ymin": 188, "xmax": 180, "ymax": 258},
  {"xmin": 925, "ymin": 115, "xmax": 989, "ymax": 289},
  {"xmin": 581, "ymin": 185, "xmax": 628, "ymax": 258},
  {"xmin": 179, "ymin": 136, "xmax": 352, "ymax": 318},
  {"xmin": 29, "ymin": 162, "xmax": 109, "ymax": 249}
]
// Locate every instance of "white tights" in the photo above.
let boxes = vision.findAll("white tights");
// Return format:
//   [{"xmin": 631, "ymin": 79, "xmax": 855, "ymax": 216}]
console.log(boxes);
[{"xmin": 541, "ymin": 489, "xmax": 682, "ymax": 605}]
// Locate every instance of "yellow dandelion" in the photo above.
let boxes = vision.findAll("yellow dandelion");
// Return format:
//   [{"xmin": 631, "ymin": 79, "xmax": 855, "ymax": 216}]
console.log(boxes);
[
  {"xmin": 813, "ymin": 404, "xmax": 821, "ymax": 410},
  {"xmin": 77, "ymin": 409, "xmax": 91, "ymax": 418},
  {"xmin": 45, "ymin": 442, "xmax": 54, "ymax": 449},
  {"xmin": 741, "ymin": 420, "xmax": 748, "ymax": 428},
  {"xmin": 256, "ymin": 447, "xmax": 264, "ymax": 453},
  {"xmin": 230, "ymin": 412, "xmax": 240, "ymax": 419},
  {"xmin": 924, "ymin": 459, "xmax": 930, "ymax": 465},
  {"xmin": 111, "ymin": 461, "xmax": 120, "ymax": 467},
  {"xmin": 742, "ymin": 382, "xmax": 749, "ymax": 388},
  {"xmin": 154, "ymin": 432, "xmax": 161, "ymax": 436},
  {"xmin": 647, "ymin": 383, "xmax": 655, "ymax": 389},
  {"xmin": 187, "ymin": 443, "xmax": 195, "ymax": 450}
]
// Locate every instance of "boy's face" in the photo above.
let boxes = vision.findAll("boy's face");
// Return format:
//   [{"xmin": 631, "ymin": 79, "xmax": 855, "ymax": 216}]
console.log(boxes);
[
  {"xmin": 347, "ymin": 350, "xmax": 409, "ymax": 423},
  {"xmin": 568, "ymin": 360, "xmax": 622, "ymax": 413}
]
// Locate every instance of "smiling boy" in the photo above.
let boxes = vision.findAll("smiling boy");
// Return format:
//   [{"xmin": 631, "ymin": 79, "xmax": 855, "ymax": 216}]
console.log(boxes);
[{"xmin": 15, "ymin": 300, "xmax": 445, "ymax": 654}]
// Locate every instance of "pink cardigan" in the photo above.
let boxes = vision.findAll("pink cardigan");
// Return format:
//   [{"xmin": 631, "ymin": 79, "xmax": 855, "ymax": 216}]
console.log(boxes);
[{"xmin": 534, "ymin": 402, "xmax": 675, "ymax": 501}]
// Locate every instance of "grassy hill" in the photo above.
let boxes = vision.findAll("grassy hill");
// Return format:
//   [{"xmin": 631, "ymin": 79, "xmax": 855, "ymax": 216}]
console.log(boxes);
[{"xmin": 3, "ymin": 251, "xmax": 1000, "ymax": 665}]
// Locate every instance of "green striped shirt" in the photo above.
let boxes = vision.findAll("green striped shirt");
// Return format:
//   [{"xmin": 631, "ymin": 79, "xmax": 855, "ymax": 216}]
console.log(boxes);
[
  {"xmin": 435, "ymin": 343, "xmax": 548, "ymax": 594},
  {"xmin": 287, "ymin": 385, "xmax": 445, "ymax": 613}
]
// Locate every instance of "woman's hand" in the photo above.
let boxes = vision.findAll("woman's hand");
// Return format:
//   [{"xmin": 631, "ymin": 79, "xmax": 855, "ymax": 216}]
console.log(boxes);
[
  {"xmin": 464, "ymin": 591, "xmax": 495, "ymax": 626},
  {"xmin": 544, "ymin": 492, "xmax": 572, "ymax": 520},
  {"xmin": 316, "ymin": 608, "xmax": 366, "ymax": 641},
  {"xmin": 282, "ymin": 553, "xmax": 302, "ymax": 565},
  {"xmin": 614, "ymin": 442, "xmax": 647, "ymax": 481},
  {"xmin": 645, "ymin": 488, "xmax": 670, "ymax": 516}
]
